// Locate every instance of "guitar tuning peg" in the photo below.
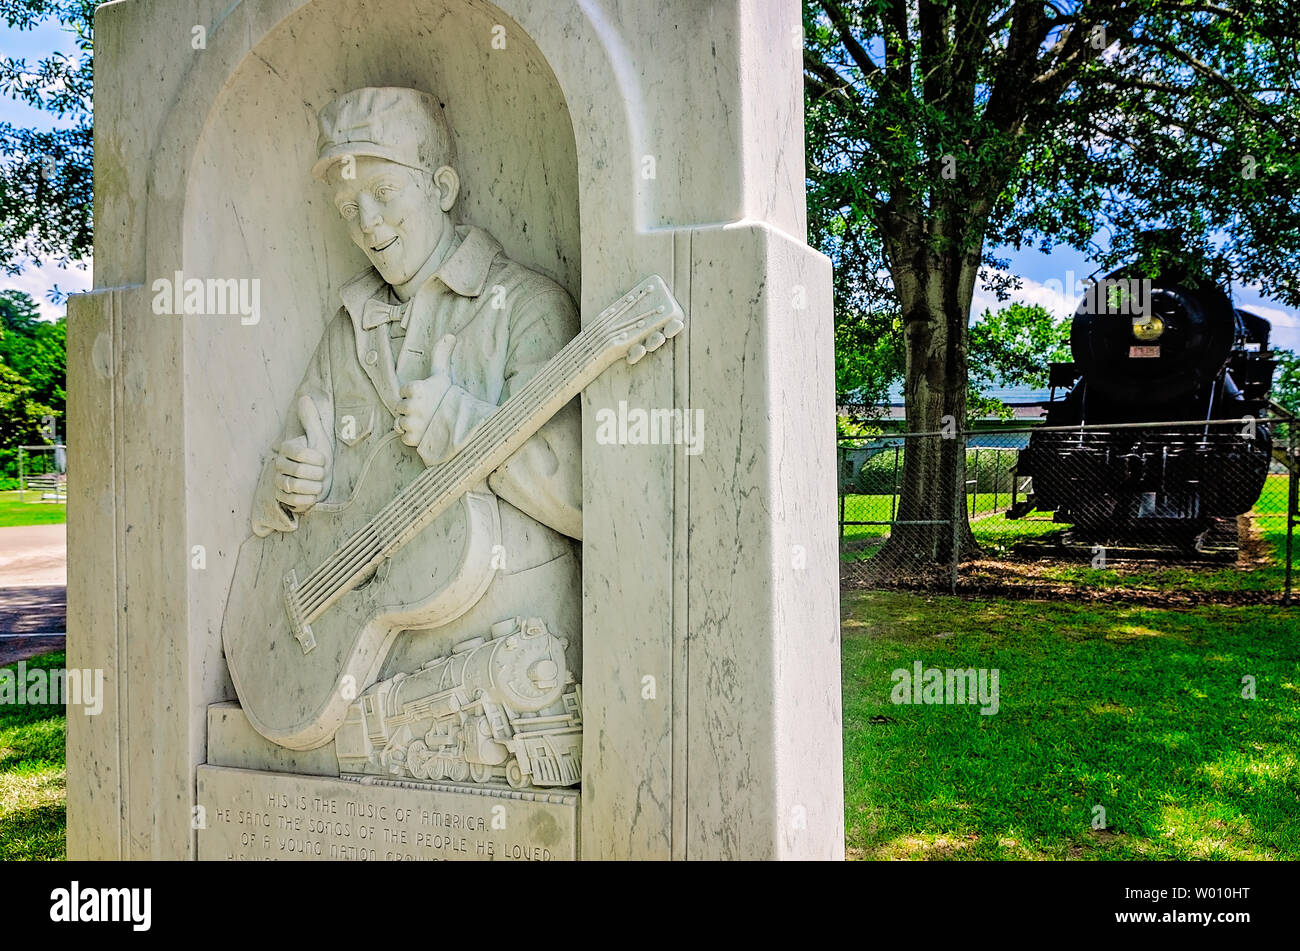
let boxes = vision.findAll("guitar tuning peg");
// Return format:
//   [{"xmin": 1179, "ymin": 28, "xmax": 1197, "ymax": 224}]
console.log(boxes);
[
  {"xmin": 644, "ymin": 331, "xmax": 666, "ymax": 351},
  {"xmin": 664, "ymin": 318, "xmax": 685, "ymax": 338},
  {"xmin": 626, "ymin": 343, "xmax": 647, "ymax": 365}
]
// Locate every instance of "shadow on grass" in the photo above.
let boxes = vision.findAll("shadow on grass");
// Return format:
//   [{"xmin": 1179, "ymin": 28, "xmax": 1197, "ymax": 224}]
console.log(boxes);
[
  {"xmin": 842, "ymin": 591, "xmax": 1300, "ymax": 860},
  {"xmin": 0, "ymin": 799, "xmax": 66, "ymax": 860},
  {"xmin": 843, "ymin": 474, "xmax": 1295, "ymax": 605},
  {"xmin": 1, "ymin": 650, "xmax": 67, "ymax": 861}
]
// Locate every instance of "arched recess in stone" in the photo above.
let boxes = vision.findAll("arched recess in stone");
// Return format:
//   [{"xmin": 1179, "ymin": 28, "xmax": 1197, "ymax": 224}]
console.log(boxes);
[
  {"xmin": 146, "ymin": 0, "xmax": 647, "ymax": 677},
  {"xmin": 146, "ymin": 0, "xmax": 645, "ymax": 290}
]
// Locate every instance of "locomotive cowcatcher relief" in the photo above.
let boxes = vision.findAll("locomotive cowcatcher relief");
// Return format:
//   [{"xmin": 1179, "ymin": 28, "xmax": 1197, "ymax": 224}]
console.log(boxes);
[{"xmin": 218, "ymin": 87, "xmax": 683, "ymax": 790}]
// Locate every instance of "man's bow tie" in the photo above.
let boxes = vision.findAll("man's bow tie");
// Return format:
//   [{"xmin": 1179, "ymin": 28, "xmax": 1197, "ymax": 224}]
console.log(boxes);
[{"xmin": 361, "ymin": 298, "xmax": 413, "ymax": 331}]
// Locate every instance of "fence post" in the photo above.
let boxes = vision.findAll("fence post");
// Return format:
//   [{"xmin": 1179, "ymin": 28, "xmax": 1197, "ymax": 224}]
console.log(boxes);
[
  {"xmin": 838, "ymin": 443, "xmax": 845, "ymax": 543},
  {"xmin": 993, "ymin": 449, "xmax": 1000, "ymax": 514},
  {"xmin": 1287, "ymin": 423, "xmax": 1297, "ymax": 606},
  {"xmin": 950, "ymin": 431, "xmax": 962, "ymax": 594},
  {"xmin": 890, "ymin": 445, "xmax": 899, "ymax": 523}
]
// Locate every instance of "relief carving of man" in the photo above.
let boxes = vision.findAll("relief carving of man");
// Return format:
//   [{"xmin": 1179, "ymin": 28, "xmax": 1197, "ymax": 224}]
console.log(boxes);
[{"xmin": 248, "ymin": 86, "xmax": 582, "ymax": 692}]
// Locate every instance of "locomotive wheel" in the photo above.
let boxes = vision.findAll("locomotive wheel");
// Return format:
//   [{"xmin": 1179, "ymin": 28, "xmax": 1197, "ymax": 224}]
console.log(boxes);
[
  {"xmin": 406, "ymin": 742, "xmax": 429, "ymax": 780},
  {"xmin": 506, "ymin": 760, "xmax": 528, "ymax": 789},
  {"xmin": 448, "ymin": 760, "xmax": 470, "ymax": 783},
  {"xmin": 469, "ymin": 762, "xmax": 493, "ymax": 784}
]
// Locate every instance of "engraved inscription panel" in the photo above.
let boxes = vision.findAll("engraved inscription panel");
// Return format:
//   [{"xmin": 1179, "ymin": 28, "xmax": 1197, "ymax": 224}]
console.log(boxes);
[{"xmin": 196, "ymin": 765, "xmax": 577, "ymax": 861}]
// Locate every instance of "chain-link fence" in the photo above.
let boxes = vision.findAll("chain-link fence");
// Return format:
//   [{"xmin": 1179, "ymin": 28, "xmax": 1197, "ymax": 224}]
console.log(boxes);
[{"xmin": 840, "ymin": 416, "xmax": 1299, "ymax": 603}]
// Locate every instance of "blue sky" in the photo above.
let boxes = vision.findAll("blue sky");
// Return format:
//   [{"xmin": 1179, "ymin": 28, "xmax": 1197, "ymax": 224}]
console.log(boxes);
[
  {"xmin": 2, "ymin": 19, "xmax": 1297, "ymax": 352},
  {"xmin": 1, "ymin": 17, "xmax": 88, "ymax": 318},
  {"xmin": 970, "ymin": 245, "xmax": 1300, "ymax": 354}
]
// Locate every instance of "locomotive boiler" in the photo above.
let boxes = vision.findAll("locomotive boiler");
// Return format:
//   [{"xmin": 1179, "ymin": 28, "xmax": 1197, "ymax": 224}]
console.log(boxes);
[
  {"xmin": 1012, "ymin": 265, "xmax": 1276, "ymax": 545},
  {"xmin": 334, "ymin": 616, "xmax": 582, "ymax": 788}
]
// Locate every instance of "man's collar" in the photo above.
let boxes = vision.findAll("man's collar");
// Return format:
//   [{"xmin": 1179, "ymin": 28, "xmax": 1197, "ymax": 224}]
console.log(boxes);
[
  {"xmin": 435, "ymin": 225, "xmax": 502, "ymax": 297},
  {"xmin": 339, "ymin": 268, "xmax": 386, "ymax": 323},
  {"xmin": 338, "ymin": 225, "xmax": 502, "ymax": 323}
]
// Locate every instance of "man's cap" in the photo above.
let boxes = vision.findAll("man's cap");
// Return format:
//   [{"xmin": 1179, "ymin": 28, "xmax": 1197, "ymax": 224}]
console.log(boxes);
[{"xmin": 312, "ymin": 87, "xmax": 455, "ymax": 181}]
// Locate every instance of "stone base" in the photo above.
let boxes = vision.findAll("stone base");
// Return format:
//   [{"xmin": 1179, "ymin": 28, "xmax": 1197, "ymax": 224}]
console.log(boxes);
[
  {"xmin": 196, "ymin": 765, "xmax": 579, "ymax": 861},
  {"xmin": 207, "ymin": 702, "xmax": 338, "ymax": 777}
]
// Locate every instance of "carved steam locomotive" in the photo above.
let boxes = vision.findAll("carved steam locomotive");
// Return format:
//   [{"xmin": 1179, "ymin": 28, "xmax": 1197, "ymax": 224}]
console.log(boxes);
[
  {"xmin": 1011, "ymin": 266, "xmax": 1276, "ymax": 545},
  {"xmin": 335, "ymin": 616, "xmax": 582, "ymax": 788}
]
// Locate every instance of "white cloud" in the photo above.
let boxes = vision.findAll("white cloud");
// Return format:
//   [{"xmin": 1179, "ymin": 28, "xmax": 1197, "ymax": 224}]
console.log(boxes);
[
  {"xmin": 0, "ymin": 258, "xmax": 92, "ymax": 321},
  {"xmin": 1241, "ymin": 303, "xmax": 1299, "ymax": 328},
  {"xmin": 971, "ymin": 269, "xmax": 1079, "ymax": 322},
  {"xmin": 1246, "ymin": 305, "xmax": 1300, "ymax": 354},
  {"xmin": 1226, "ymin": 283, "xmax": 1300, "ymax": 350}
]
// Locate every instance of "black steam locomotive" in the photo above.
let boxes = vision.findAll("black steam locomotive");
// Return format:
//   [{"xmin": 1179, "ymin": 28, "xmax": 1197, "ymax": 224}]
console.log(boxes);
[{"xmin": 1012, "ymin": 266, "xmax": 1276, "ymax": 545}]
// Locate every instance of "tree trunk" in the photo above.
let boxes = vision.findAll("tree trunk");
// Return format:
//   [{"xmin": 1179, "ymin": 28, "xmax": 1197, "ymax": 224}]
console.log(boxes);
[{"xmin": 878, "ymin": 218, "xmax": 982, "ymax": 568}]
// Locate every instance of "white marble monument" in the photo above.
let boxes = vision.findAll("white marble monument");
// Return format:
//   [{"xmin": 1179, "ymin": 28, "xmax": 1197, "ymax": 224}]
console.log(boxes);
[{"xmin": 68, "ymin": 0, "xmax": 842, "ymax": 860}]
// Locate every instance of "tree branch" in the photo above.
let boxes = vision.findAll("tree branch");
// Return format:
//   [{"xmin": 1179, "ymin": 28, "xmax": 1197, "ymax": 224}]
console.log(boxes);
[
  {"xmin": 816, "ymin": 0, "xmax": 883, "ymax": 84},
  {"xmin": 804, "ymin": 52, "xmax": 868, "ymax": 111},
  {"xmin": 1118, "ymin": 30, "xmax": 1294, "ymax": 138}
]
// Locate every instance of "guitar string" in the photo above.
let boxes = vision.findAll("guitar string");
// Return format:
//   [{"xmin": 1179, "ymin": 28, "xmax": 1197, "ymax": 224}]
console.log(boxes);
[
  {"xmin": 298, "ymin": 288, "xmax": 662, "ymax": 609},
  {"xmin": 297, "ymin": 306, "xmax": 629, "ymax": 605},
  {"xmin": 291, "ymin": 298, "xmax": 635, "ymax": 606},
  {"xmin": 291, "ymin": 302, "xmax": 630, "ymax": 608},
  {"xmin": 294, "ymin": 324, "xmax": 608, "ymax": 611},
  {"xmin": 294, "ymin": 317, "xmax": 622, "ymax": 614},
  {"xmin": 302, "ymin": 290, "xmax": 655, "ymax": 591},
  {"xmin": 293, "ymin": 295, "xmax": 653, "ymax": 614}
]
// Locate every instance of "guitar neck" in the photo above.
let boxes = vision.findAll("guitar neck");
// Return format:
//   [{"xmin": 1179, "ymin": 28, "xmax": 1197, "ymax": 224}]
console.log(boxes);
[
  {"xmin": 380, "ymin": 310, "xmax": 624, "ymax": 556},
  {"xmin": 296, "ymin": 283, "xmax": 665, "ymax": 621}
]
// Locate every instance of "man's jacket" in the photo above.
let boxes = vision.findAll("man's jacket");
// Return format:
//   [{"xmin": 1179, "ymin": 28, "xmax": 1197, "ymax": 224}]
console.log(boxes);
[{"xmin": 249, "ymin": 225, "xmax": 583, "ymax": 563}]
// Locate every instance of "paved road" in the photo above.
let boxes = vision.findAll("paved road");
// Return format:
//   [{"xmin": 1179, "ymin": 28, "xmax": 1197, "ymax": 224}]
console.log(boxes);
[
  {"xmin": 0, "ymin": 634, "xmax": 66, "ymax": 667},
  {"xmin": 0, "ymin": 524, "xmax": 67, "ymax": 661},
  {"xmin": 0, "ymin": 523, "xmax": 66, "ymax": 587}
]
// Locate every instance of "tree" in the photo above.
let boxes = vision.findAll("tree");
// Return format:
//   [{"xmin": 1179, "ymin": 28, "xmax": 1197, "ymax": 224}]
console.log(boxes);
[
  {"xmin": 968, "ymin": 301, "xmax": 1069, "ymax": 419},
  {"xmin": 1275, "ymin": 350, "xmax": 1300, "ymax": 413},
  {"xmin": 818, "ymin": 185, "xmax": 904, "ymax": 408},
  {"xmin": 1273, "ymin": 348, "xmax": 1300, "ymax": 443},
  {"xmin": 1, "ymin": 289, "xmax": 65, "ymax": 413},
  {"xmin": 0, "ymin": 290, "xmax": 62, "ymax": 476},
  {"xmin": 836, "ymin": 304, "xmax": 902, "ymax": 410},
  {"xmin": 805, "ymin": 0, "xmax": 1300, "ymax": 564},
  {"xmin": 840, "ymin": 299, "xmax": 1070, "ymax": 421},
  {"xmin": 0, "ymin": 0, "xmax": 94, "ymax": 279},
  {"xmin": 0, "ymin": 359, "xmax": 36, "ymax": 444}
]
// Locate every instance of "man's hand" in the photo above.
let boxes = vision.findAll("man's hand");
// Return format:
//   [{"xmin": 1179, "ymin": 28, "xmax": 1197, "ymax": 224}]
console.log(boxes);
[
  {"xmin": 396, "ymin": 334, "xmax": 456, "ymax": 449},
  {"xmin": 273, "ymin": 395, "xmax": 332, "ymax": 513}
]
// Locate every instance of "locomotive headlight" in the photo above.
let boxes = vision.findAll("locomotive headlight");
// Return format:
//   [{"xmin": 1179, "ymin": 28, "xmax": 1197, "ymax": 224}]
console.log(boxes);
[{"xmin": 1131, "ymin": 314, "xmax": 1165, "ymax": 341}]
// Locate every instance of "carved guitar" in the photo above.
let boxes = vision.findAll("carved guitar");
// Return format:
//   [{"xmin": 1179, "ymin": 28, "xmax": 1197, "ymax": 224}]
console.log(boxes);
[{"xmin": 222, "ymin": 275, "xmax": 685, "ymax": 750}]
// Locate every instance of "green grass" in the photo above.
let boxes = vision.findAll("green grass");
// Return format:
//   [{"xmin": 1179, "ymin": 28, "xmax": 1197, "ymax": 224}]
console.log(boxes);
[
  {"xmin": 0, "ymin": 651, "xmax": 67, "ymax": 860},
  {"xmin": 1252, "ymin": 474, "xmax": 1293, "ymax": 517},
  {"xmin": 842, "ymin": 589, "xmax": 1300, "ymax": 860},
  {"xmin": 1, "ymin": 599, "xmax": 1296, "ymax": 861},
  {"xmin": 0, "ymin": 490, "xmax": 66, "ymax": 528}
]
